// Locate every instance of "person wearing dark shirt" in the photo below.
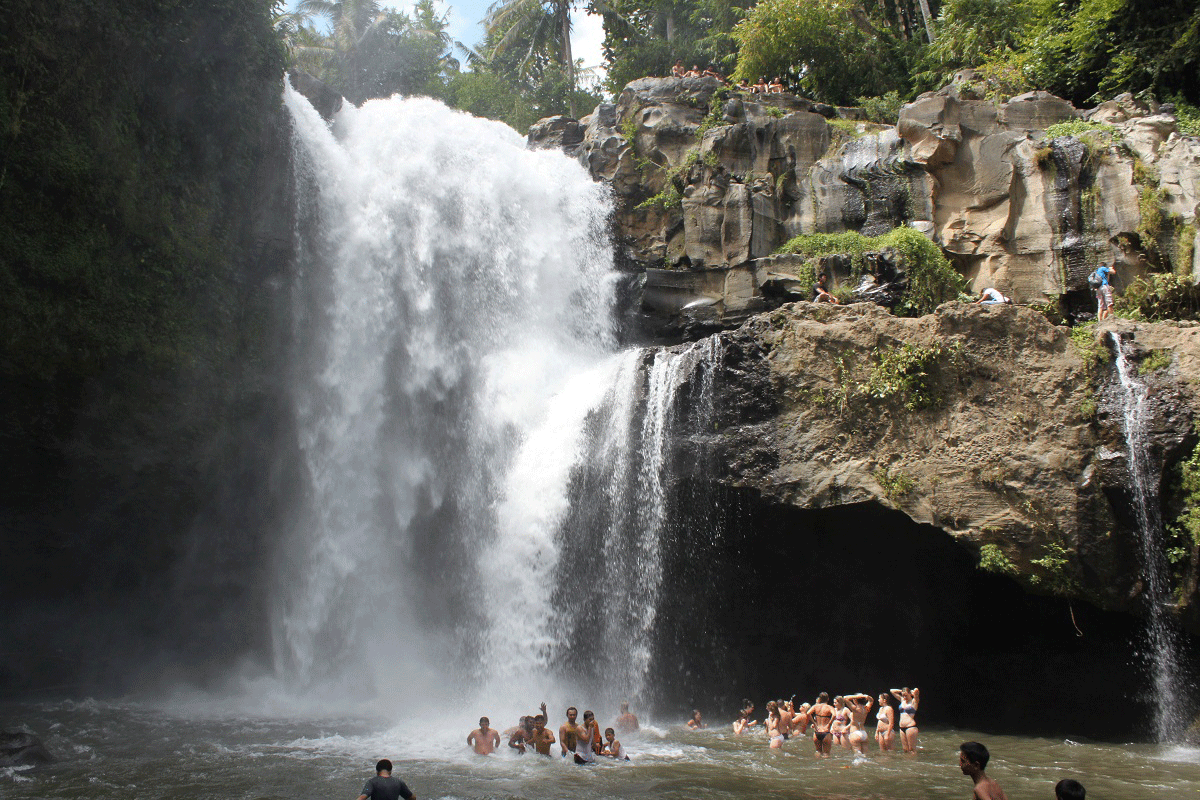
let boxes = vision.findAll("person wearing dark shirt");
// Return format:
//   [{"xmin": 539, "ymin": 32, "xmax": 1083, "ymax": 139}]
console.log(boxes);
[{"xmin": 357, "ymin": 759, "xmax": 415, "ymax": 800}]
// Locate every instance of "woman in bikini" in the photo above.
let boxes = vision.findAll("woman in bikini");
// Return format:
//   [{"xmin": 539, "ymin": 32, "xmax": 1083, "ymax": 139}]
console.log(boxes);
[
  {"xmin": 830, "ymin": 696, "xmax": 851, "ymax": 748},
  {"xmin": 874, "ymin": 692, "xmax": 895, "ymax": 751},
  {"xmin": 809, "ymin": 693, "xmax": 834, "ymax": 757},
  {"xmin": 844, "ymin": 693, "xmax": 873, "ymax": 754},
  {"xmin": 890, "ymin": 687, "xmax": 920, "ymax": 753},
  {"xmin": 765, "ymin": 700, "xmax": 786, "ymax": 749}
]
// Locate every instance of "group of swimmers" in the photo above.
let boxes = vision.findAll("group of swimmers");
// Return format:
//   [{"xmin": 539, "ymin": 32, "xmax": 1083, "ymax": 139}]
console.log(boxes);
[
  {"xmin": 730, "ymin": 687, "xmax": 922, "ymax": 756},
  {"xmin": 467, "ymin": 702, "xmax": 640, "ymax": 763}
]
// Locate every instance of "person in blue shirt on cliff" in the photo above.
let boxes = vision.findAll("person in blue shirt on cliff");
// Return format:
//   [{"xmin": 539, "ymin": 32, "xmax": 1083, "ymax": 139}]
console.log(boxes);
[{"xmin": 1095, "ymin": 264, "xmax": 1116, "ymax": 321}]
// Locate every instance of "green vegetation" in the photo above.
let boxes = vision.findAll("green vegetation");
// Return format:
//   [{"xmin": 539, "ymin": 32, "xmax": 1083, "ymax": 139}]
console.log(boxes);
[
  {"xmin": 1168, "ymin": 440, "xmax": 1200, "ymax": 573},
  {"xmin": 776, "ymin": 227, "xmax": 968, "ymax": 317},
  {"xmin": 1067, "ymin": 322, "xmax": 1105, "ymax": 420},
  {"xmin": 1114, "ymin": 274, "xmax": 1200, "ymax": 321},
  {"xmin": 1169, "ymin": 95, "xmax": 1200, "ymax": 137},
  {"xmin": 856, "ymin": 91, "xmax": 905, "ymax": 124},
  {"xmin": 1, "ymin": 0, "xmax": 286, "ymax": 434},
  {"xmin": 1138, "ymin": 349, "xmax": 1173, "ymax": 375},
  {"xmin": 857, "ymin": 341, "xmax": 965, "ymax": 410},
  {"xmin": 1028, "ymin": 541, "xmax": 1080, "ymax": 594},
  {"xmin": 875, "ymin": 465, "xmax": 917, "ymax": 504},
  {"xmin": 1044, "ymin": 120, "xmax": 1120, "ymax": 144},
  {"xmin": 978, "ymin": 543, "xmax": 1018, "ymax": 575}
]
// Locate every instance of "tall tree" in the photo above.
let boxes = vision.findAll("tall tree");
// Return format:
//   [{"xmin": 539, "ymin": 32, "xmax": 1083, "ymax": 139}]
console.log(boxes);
[{"xmin": 484, "ymin": 0, "xmax": 578, "ymax": 115}]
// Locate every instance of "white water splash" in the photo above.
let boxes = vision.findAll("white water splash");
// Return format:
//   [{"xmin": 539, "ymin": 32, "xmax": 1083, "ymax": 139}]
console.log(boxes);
[{"xmin": 278, "ymin": 81, "xmax": 615, "ymax": 705}]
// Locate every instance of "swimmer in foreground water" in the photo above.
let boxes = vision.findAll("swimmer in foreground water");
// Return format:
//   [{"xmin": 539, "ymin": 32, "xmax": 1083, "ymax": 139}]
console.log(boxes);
[
  {"xmin": 467, "ymin": 717, "xmax": 500, "ymax": 755},
  {"xmin": 687, "ymin": 709, "xmax": 706, "ymax": 729},
  {"xmin": 959, "ymin": 741, "xmax": 1007, "ymax": 800},
  {"xmin": 356, "ymin": 759, "xmax": 415, "ymax": 800}
]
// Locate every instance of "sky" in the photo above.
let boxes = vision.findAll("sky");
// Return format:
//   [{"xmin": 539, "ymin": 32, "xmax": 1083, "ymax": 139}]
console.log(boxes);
[{"xmin": 286, "ymin": 1, "xmax": 608, "ymax": 87}]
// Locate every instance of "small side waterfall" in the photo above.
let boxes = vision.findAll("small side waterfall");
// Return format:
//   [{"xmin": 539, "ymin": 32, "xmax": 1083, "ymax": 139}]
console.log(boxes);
[{"xmin": 1109, "ymin": 331, "xmax": 1188, "ymax": 740}]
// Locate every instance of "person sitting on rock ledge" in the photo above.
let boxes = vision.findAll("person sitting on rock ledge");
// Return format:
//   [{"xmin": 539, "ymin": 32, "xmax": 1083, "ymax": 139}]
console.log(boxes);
[
  {"xmin": 768, "ymin": 76, "xmax": 785, "ymax": 93},
  {"xmin": 686, "ymin": 64, "xmax": 703, "ymax": 78},
  {"xmin": 814, "ymin": 272, "xmax": 839, "ymax": 304},
  {"xmin": 703, "ymin": 64, "xmax": 726, "ymax": 82},
  {"xmin": 671, "ymin": 59, "xmax": 685, "ymax": 78},
  {"xmin": 974, "ymin": 287, "xmax": 1012, "ymax": 305},
  {"xmin": 752, "ymin": 76, "xmax": 769, "ymax": 93}
]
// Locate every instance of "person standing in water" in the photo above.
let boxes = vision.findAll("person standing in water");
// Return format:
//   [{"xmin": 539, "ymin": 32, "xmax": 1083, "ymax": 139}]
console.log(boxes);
[
  {"xmin": 602, "ymin": 728, "xmax": 630, "ymax": 760},
  {"xmin": 844, "ymin": 693, "xmax": 873, "ymax": 754},
  {"xmin": 467, "ymin": 717, "xmax": 500, "ymax": 755},
  {"xmin": 959, "ymin": 741, "xmax": 1008, "ymax": 800},
  {"xmin": 809, "ymin": 693, "xmax": 834, "ymax": 757},
  {"xmin": 356, "ymin": 759, "xmax": 415, "ymax": 800},
  {"xmin": 874, "ymin": 692, "xmax": 895, "ymax": 751},
  {"xmin": 615, "ymin": 702, "xmax": 640, "ymax": 734},
  {"xmin": 890, "ymin": 687, "xmax": 920, "ymax": 753},
  {"xmin": 528, "ymin": 714, "xmax": 556, "ymax": 756},
  {"xmin": 687, "ymin": 709, "xmax": 706, "ymax": 729},
  {"xmin": 1055, "ymin": 779, "xmax": 1086, "ymax": 800},
  {"xmin": 559, "ymin": 707, "xmax": 582, "ymax": 758}
]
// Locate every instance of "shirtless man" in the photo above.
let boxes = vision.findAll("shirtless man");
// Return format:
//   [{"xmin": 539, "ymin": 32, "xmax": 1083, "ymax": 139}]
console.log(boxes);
[
  {"xmin": 467, "ymin": 717, "xmax": 501, "ymax": 755},
  {"xmin": 528, "ymin": 714, "xmax": 556, "ymax": 756},
  {"xmin": 809, "ymin": 693, "xmax": 835, "ymax": 757},
  {"xmin": 615, "ymin": 702, "xmax": 639, "ymax": 734},
  {"xmin": 559, "ymin": 707, "xmax": 583, "ymax": 758},
  {"xmin": 505, "ymin": 716, "xmax": 530, "ymax": 754},
  {"xmin": 960, "ymin": 741, "xmax": 1008, "ymax": 800}
]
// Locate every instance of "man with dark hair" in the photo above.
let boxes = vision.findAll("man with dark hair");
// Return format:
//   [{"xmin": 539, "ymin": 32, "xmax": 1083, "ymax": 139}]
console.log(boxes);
[
  {"xmin": 529, "ymin": 713, "xmax": 556, "ymax": 756},
  {"xmin": 356, "ymin": 759, "xmax": 415, "ymax": 800},
  {"xmin": 559, "ymin": 706, "xmax": 582, "ymax": 758},
  {"xmin": 959, "ymin": 741, "xmax": 1007, "ymax": 800},
  {"xmin": 467, "ymin": 717, "xmax": 500, "ymax": 755},
  {"xmin": 1055, "ymin": 778, "xmax": 1086, "ymax": 800}
]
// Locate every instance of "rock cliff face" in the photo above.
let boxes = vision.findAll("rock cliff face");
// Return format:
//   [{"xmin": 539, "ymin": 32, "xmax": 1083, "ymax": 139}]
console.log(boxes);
[
  {"xmin": 661, "ymin": 301, "xmax": 1200, "ymax": 634},
  {"xmin": 529, "ymin": 78, "xmax": 1200, "ymax": 637},
  {"xmin": 531, "ymin": 76, "xmax": 1200, "ymax": 331}
]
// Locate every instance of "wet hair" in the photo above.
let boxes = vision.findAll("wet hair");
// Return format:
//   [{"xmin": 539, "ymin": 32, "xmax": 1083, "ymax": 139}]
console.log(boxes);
[
  {"xmin": 1055, "ymin": 779, "xmax": 1086, "ymax": 800},
  {"xmin": 960, "ymin": 741, "xmax": 990, "ymax": 769},
  {"xmin": 376, "ymin": 759, "xmax": 392, "ymax": 773},
  {"xmin": 817, "ymin": 692, "xmax": 829, "ymax": 703},
  {"xmin": 605, "ymin": 727, "xmax": 615, "ymax": 736},
  {"xmin": 567, "ymin": 706, "xmax": 578, "ymax": 715},
  {"xmin": 479, "ymin": 717, "xmax": 489, "ymax": 725},
  {"xmin": 692, "ymin": 709, "xmax": 701, "ymax": 718},
  {"xmin": 534, "ymin": 714, "xmax": 546, "ymax": 724},
  {"xmin": 878, "ymin": 693, "xmax": 890, "ymax": 703},
  {"xmin": 766, "ymin": 700, "xmax": 778, "ymax": 711},
  {"xmin": 583, "ymin": 710, "xmax": 595, "ymax": 720},
  {"xmin": 620, "ymin": 702, "xmax": 630, "ymax": 712}
]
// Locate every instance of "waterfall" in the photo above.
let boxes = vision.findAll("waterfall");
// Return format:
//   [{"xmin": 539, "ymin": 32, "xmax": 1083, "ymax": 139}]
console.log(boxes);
[
  {"xmin": 1109, "ymin": 332, "xmax": 1187, "ymax": 740},
  {"xmin": 278, "ymin": 83, "xmax": 617, "ymax": 704}
]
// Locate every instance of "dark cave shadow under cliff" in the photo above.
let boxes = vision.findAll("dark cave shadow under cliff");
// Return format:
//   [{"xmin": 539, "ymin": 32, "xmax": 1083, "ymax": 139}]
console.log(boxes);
[{"xmin": 649, "ymin": 482, "xmax": 1198, "ymax": 742}]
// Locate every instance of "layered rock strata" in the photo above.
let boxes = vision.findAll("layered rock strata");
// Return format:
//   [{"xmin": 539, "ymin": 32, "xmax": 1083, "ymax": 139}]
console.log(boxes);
[{"xmin": 530, "ymin": 77, "xmax": 1200, "ymax": 330}]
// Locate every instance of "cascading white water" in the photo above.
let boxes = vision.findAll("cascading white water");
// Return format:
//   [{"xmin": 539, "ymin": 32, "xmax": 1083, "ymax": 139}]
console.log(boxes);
[
  {"xmin": 278, "ymin": 82, "xmax": 618, "ymax": 705},
  {"xmin": 1109, "ymin": 331, "xmax": 1188, "ymax": 740}
]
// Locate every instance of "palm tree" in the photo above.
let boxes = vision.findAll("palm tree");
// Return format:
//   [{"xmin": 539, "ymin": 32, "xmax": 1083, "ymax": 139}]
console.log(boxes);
[
  {"xmin": 485, "ymin": 0, "xmax": 577, "ymax": 116},
  {"xmin": 297, "ymin": 0, "xmax": 389, "ymax": 100}
]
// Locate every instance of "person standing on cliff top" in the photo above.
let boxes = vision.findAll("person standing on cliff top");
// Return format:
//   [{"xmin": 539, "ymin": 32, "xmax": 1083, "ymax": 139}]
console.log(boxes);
[{"xmin": 1094, "ymin": 264, "xmax": 1116, "ymax": 320}]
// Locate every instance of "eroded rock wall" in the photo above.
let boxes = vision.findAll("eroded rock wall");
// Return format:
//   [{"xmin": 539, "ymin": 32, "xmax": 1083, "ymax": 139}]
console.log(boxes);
[
  {"xmin": 679, "ymin": 302, "xmax": 1200, "ymax": 632},
  {"xmin": 531, "ymin": 78, "xmax": 1200, "ymax": 326}
]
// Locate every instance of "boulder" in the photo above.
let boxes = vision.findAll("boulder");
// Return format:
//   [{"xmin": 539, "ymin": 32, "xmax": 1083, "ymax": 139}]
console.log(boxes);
[
  {"xmin": 0, "ymin": 731, "xmax": 53, "ymax": 767},
  {"xmin": 526, "ymin": 116, "xmax": 584, "ymax": 152}
]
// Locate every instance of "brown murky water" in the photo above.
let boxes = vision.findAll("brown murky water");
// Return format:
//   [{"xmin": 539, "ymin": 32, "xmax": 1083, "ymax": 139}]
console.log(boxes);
[{"xmin": 4, "ymin": 700, "xmax": 1198, "ymax": 799}]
